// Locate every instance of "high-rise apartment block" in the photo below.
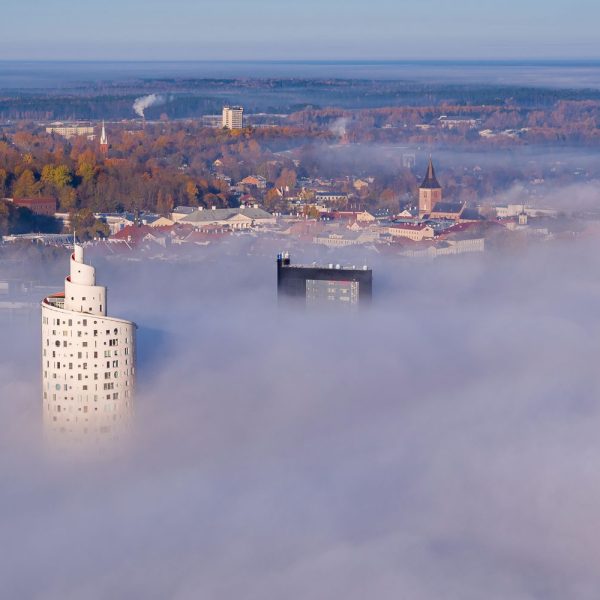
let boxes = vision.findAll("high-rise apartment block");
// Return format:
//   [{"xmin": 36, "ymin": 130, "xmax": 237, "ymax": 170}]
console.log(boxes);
[
  {"xmin": 41, "ymin": 243, "xmax": 136, "ymax": 443},
  {"xmin": 222, "ymin": 106, "xmax": 244, "ymax": 129},
  {"xmin": 277, "ymin": 253, "xmax": 372, "ymax": 307}
]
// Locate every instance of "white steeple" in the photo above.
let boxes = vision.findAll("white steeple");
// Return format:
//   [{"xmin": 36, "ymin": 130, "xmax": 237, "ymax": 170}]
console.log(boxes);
[{"xmin": 100, "ymin": 121, "xmax": 108, "ymax": 146}]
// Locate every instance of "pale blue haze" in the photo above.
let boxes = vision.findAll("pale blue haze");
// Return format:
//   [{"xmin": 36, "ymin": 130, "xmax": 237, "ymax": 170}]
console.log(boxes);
[{"xmin": 0, "ymin": 0, "xmax": 598, "ymax": 60}]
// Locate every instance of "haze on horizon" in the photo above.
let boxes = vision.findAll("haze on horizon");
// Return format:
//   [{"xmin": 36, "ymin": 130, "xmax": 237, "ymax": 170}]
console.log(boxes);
[{"xmin": 0, "ymin": 0, "xmax": 599, "ymax": 61}]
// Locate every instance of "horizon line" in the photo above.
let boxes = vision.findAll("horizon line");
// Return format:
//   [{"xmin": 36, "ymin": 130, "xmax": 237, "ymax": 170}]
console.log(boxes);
[{"xmin": 2, "ymin": 58, "xmax": 600, "ymax": 65}]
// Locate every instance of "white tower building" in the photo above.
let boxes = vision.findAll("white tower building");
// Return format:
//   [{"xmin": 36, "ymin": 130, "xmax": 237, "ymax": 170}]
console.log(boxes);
[
  {"xmin": 222, "ymin": 106, "xmax": 244, "ymax": 129},
  {"xmin": 99, "ymin": 120, "xmax": 109, "ymax": 156},
  {"xmin": 41, "ymin": 243, "xmax": 136, "ymax": 445}
]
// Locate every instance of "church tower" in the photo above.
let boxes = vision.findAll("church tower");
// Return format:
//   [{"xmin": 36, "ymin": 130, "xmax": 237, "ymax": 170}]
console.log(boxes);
[
  {"xmin": 418, "ymin": 157, "xmax": 442, "ymax": 217},
  {"xmin": 99, "ymin": 121, "xmax": 109, "ymax": 156}
]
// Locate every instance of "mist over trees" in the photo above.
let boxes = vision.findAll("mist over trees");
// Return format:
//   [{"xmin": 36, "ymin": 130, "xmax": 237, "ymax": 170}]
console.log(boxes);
[{"xmin": 0, "ymin": 115, "xmax": 599, "ymax": 235}]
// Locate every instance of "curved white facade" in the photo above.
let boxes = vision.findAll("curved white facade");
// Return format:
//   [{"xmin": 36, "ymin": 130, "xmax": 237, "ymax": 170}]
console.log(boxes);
[{"xmin": 41, "ymin": 244, "xmax": 136, "ymax": 445}]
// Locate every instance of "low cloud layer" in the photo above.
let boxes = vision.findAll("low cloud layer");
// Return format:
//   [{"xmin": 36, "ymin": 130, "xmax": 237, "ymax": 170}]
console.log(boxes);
[{"xmin": 2, "ymin": 240, "xmax": 600, "ymax": 599}]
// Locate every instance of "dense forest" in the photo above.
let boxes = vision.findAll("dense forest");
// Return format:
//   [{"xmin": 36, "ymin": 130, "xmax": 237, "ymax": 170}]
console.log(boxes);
[{"xmin": 2, "ymin": 76, "xmax": 600, "ymax": 120}]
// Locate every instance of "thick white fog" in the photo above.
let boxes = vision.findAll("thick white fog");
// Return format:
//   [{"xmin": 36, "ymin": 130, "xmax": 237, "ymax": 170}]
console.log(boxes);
[{"xmin": 2, "ymin": 240, "xmax": 600, "ymax": 599}]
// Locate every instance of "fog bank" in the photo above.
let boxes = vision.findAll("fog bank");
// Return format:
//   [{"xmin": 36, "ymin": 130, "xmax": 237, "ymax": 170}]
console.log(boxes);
[{"xmin": 2, "ymin": 241, "xmax": 600, "ymax": 599}]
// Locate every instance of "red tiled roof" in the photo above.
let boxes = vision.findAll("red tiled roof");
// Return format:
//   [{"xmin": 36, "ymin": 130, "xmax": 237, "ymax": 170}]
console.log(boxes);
[{"xmin": 112, "ymin": 224, "xmax": 154, "ymax": 243}]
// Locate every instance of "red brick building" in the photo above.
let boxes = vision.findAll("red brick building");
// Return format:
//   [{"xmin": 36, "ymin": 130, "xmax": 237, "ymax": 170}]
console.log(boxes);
[{"xmin": 12, "ymin": 197, "xmax": 57, "ymax": 216}]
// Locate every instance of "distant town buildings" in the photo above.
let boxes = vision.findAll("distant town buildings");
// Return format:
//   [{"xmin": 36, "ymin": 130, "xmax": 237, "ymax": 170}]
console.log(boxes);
[
  {"xmin": 495, "ymin": 204, "xmax": 559, "ymax": 219},
  {"xmin": 222, "ymin": 106, "xmax": 244, "ymax": 130},
  {"xmin": 240, "ymin": 175, "xmax": 267, "ymax": 189},
  {"xmin": 45, "ymin": 123, "xmax": 95, "ymax": 140},
  {"xmin": 316, "ymin": 192, "xmax": 349, "ymax": 205},
  {"xmin": 41, "ymin": 243, "xmax": 136, "ymax": 445},
  {"xmin": 277, "ymin": 252, "xmax": 372, "ymax": 308},
  {"xmin": 173, "ymin": 205, "xmax": 275, "ymax": 229},
  {"xmin": 387, "ymin": 223, "xmax": 435, "ymax": 241}
]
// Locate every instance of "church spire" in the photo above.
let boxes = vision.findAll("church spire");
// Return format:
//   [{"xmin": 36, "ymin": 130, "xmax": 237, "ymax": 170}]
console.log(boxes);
[
  {"xmin": 420, "ymin": 156, "xmax": 441, "ymax": 190},
  {"xmin": 99, "ymin": 121, "xmax": 109, "ymax": 156}
]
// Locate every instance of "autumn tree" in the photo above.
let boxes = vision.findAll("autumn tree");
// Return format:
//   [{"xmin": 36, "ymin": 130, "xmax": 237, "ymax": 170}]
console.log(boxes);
[
  {"xmin": 70, "ymin": 207, "xmax": 109, "ymax": 240},
  {"xmin": 13, "ymin": 169, "xmax": 41, "ymax": 198},
  {"xmin": 76, "ymin": 150, "xmax": 97, "ymax": 184},
  {"xmin": 185, "ymin": 180, "xmax": 199, "ymax": 206},
  {"xmin": 41, "ymin": 164, "xmax": 72, "ymax": 190},
  {"xmin": 275, "ymin": 168, "xmax": 297, "ymax": 190}
]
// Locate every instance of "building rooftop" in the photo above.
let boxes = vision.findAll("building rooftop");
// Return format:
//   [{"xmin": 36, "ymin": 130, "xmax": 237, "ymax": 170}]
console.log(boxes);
[
  {"xmin": 182, "ymin": 207, "xmax": 273, "ymax": 223},
  {"xmin": 430, "ymin": 202, "xmax": 464, "ymax": 215},
  {"xmin": 278, "ymin": 254, "xmax": 370, "ymax": 272}
]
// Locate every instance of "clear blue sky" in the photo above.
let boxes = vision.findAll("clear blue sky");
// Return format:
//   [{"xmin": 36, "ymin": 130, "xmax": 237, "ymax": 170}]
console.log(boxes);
[{"xmin": 0, "ymin": 0, "xmax": 598, "ymax": 60}]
